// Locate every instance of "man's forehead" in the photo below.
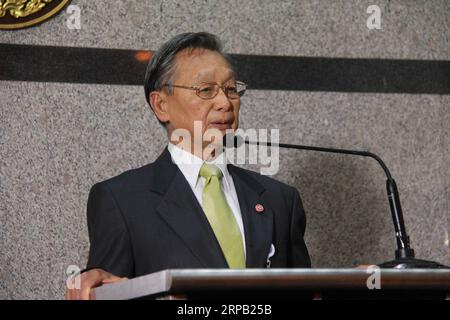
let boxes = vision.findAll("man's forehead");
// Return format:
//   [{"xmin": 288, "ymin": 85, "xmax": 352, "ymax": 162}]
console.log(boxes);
[{"xmin": 175, "ymin": 48, "xmax": 234, "ymax": 80}]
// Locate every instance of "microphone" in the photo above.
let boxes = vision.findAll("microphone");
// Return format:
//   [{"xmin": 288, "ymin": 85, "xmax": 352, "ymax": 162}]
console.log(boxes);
[{"xmin": 223, "ymin": 133, "xmax": 447, "ymax": 269}]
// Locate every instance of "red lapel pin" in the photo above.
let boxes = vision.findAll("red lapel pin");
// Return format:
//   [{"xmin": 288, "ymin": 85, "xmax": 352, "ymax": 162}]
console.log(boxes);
[{"xmin": 255, "ymin": 204, "xmax": 264, "ymax": 213}]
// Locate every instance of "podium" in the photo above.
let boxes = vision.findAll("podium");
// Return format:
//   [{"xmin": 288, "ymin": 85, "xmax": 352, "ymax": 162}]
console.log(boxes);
[{"xmin": 92, "ymin": 268, "xmax": 450, "ymax": 300}]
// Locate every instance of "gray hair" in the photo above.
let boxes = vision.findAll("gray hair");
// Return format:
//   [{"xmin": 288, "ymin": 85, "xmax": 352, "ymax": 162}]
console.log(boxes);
[{"xmin": 144, "ymin": 32, "xmax": 233, "ymax": 125}]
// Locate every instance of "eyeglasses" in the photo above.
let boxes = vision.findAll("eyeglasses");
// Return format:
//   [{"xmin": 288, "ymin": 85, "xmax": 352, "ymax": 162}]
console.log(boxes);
[{"xmin": 164, "ymin": 81, "xmax": 247, "ymax": 100}]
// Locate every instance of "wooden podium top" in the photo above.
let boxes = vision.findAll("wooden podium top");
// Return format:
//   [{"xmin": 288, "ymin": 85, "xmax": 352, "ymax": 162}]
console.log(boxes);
[{"xmin": 92, "ymin": 268, "xmax": 450, "ymax": 300}]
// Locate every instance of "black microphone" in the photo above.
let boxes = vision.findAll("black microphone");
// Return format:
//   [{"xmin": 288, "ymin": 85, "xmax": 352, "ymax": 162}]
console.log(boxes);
[{"xmin": 223, "ymin": 133, "xmax": 447, "ymax": 269}]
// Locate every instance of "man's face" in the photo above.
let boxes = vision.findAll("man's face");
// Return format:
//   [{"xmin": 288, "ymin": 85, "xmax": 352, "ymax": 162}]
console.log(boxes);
[{"xmin": 163, "ymin": 48, "xmax": 240, "ymax": 152}]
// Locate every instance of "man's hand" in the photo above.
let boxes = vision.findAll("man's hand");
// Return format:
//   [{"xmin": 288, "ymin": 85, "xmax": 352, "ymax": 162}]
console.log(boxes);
[{"xmin": 66, "ymin": 268, "xmax": 128, "ymax": 300}]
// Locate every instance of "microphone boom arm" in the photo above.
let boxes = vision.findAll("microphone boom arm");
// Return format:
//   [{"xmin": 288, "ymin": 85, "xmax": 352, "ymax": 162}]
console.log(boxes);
[{"xmin": 244, "ymin": 139, "xmax": 447, "ymax": 268}]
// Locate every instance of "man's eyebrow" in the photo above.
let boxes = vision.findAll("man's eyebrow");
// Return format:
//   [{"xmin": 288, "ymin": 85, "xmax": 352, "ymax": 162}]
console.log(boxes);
[{"xmin": 193, "ymin": 69, "xmax": 235, "ymax": 83}]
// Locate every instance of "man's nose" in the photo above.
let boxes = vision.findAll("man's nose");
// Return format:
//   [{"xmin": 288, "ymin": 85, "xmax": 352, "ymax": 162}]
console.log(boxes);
[{"xmin": 213, "ymin": 87, "xmax": 232, "ymax": 111}]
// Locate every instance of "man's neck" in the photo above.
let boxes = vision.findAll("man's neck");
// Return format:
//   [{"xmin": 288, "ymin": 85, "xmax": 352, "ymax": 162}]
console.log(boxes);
[{"xmin": 169, "ymin": 140, "xmax": 224, "ymax": 161}]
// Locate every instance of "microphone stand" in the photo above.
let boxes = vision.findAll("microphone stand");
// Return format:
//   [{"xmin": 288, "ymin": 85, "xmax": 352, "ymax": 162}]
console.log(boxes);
[{"xmin": 241, "ymin": 138, "xmax": 447, "ymax": 268}]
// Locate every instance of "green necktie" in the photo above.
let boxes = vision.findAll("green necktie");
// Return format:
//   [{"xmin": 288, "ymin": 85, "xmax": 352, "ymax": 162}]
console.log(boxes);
[{"xmin": 199, "ymin": 163, "xmax": 245, "ymax": 268}]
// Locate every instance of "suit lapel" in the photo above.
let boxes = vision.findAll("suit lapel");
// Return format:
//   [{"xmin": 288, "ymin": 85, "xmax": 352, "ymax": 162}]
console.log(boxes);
[
  {"xmin": 228, "ymin": 165, "xmax": 273, "ymax": 268},
  {"xmin": 149, "ymin": 148, "xmax": 228, "ymax": 268}
]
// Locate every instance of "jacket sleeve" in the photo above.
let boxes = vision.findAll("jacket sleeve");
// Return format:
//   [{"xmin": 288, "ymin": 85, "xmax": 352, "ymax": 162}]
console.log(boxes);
[
  {"xmin": 288, "ymin": 187, "xmax": 311, "ymax": 268},
  {"xmin": 86, "ymin": 182, "xmax": 134, "ymax": 277}
]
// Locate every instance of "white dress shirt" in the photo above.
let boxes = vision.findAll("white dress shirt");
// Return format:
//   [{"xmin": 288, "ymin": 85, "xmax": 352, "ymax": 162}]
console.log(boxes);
[{"xmin": 167, "ymin": 143, "xmax": 246, "ymax": 256}]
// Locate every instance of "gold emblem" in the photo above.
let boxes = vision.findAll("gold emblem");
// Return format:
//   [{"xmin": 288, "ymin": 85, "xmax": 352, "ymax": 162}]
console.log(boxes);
[{"xmin": 0, "ymin": 0, "xmax": 70, "ymax": 29}]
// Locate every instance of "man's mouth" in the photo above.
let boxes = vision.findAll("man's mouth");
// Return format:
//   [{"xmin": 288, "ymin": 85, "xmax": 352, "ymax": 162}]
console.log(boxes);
[{"xmin": 209, "ymin": 120, "xmax": 232, "ymax": 130}]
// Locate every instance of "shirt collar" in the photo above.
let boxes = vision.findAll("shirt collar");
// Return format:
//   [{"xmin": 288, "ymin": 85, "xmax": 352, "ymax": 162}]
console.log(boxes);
[{"xmin": 167, "ymin": 142, "xmax": 232, "ymax": 190}]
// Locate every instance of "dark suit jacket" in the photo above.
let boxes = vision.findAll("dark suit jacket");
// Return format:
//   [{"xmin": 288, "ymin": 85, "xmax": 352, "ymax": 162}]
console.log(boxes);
[{"xmin": 86, "ymin": 148, "xmax": 311, "ymax": 278}]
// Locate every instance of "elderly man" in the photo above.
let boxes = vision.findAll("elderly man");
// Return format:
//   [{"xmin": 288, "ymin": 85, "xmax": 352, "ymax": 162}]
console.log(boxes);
[{"xmin": 67, "ymin": 32, "xmax": 310, "ymax": 300}]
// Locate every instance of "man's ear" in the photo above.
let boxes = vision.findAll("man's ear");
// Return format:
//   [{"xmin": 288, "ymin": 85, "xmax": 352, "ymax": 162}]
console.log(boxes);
[{"xmin": 149, "ymin": 91, "xmax": 170, "ymax": 124}]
